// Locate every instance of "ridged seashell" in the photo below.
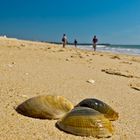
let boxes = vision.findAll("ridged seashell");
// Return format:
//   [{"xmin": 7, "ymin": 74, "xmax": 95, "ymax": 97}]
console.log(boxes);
[
  {"xmin": 57, "ymin": 107, "xmax": 114, "ymax": 138},
  {"xmin": 16, "ymin": 95, "xmax": 74, "ymax": 119},
  {"xmin": 75, "ymin": 98, "xmax": 118, "ymax": 121}
]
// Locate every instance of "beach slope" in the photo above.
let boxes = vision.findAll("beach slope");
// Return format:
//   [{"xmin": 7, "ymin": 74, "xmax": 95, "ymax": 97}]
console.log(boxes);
[{"xmin": 0, "ymin": 37, "xmax": 140, "ymax": 140}]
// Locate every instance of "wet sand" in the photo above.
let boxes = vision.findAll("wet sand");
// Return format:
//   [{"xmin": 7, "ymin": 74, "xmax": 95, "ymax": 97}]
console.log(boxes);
[{"xmin": 0, "ymin": 37, "xmax": 140, "ymax": 140}]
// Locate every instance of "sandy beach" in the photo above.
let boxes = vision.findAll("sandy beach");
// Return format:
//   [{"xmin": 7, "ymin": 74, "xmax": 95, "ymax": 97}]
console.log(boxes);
[{"xmin": 0, "ymin": 37, "xmax": 140, "ymax": 140}]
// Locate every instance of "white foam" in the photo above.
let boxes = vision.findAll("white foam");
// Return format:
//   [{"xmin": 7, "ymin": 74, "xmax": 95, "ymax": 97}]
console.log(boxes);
[{"xmin": 77, "ymin": 45, "xmax": 140, "ymax": 55}]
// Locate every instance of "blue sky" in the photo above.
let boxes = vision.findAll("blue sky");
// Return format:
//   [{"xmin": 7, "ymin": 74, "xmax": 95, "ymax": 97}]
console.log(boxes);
[{"xmin": 0, "ymin": 0, "xmax": 140, "ymax": 44}]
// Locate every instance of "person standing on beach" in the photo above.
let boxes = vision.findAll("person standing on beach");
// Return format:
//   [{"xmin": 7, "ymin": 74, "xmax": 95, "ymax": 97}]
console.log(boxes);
[
  {"xmin": 92, "ymin": 35, "xmax": 98, "ymax": 51},
  {"xmin": 74, "ymin": 39, "xmax": 78, "ymax": 47},
  {"xmin": 62, "ymin": 34, "xmax": 67, "ymax": 48}
]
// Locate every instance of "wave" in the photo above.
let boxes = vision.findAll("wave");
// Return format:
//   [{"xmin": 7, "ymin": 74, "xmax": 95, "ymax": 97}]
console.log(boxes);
[{"xmin": 77, "ymin": 45, "xmax": 140, "ymax": 55}]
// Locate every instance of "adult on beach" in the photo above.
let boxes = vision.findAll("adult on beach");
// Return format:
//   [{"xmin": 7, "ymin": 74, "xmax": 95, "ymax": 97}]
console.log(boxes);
[
  {"xmin": 62, "ymin": 34, "xmax": 67, "ymax": 48},
  {"xmin": 74, "ymin": 39, "xmax": 78, "ymax": 47},
  {"xmin": 92, "ymin": 35, "xmax": 98, "ymax": 51}
]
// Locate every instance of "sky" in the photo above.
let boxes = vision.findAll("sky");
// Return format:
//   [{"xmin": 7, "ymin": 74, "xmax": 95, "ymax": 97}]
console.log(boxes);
[{"xmin": 0, "ymin": 0, "xmax": 140, "ymax": 44}]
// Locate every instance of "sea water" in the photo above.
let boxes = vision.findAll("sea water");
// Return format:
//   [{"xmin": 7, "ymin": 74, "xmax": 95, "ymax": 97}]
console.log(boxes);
[{"xmin": 78, "ymin": 45, "xmax": 140, "ymax": 56}]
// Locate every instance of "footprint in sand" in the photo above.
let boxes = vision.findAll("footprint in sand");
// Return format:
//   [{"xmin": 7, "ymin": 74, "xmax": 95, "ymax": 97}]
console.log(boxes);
[
  {"xmin": 110, "ymin": 55, "xmax": 121, "ymax": 60},
  {"xmin": 79, "ymin": 55, "xmax": 84, "ymax": 58},
  {"xmin": 47, "ymin": 47, "xmax": 51, "ymax": 50},
  {"xmin": 65, "ymin": 58, "xmax": 71, "ymax": 61},
  {"xmin": 58, "ymin": 49, "xmax": 65, "ymax": 52}
]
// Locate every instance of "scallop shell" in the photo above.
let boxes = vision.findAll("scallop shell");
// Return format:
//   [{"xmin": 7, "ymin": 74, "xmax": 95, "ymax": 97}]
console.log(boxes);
[
  {"xmin": 75, "ymin": 98, "xmax": 118, "ymax": 121},
  {"xmin": 16, "ymin": 95, "xmax": 74, "ymax": 119},
  {"xmin": 56, "ymin": 107, "xmax": 114, "ymax": 138}
]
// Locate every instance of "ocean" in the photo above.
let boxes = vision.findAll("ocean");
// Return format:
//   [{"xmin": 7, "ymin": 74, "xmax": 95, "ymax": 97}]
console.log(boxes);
[{"xmin": 78, "ymin": 44, "xmax": 140, "ymax": 56}]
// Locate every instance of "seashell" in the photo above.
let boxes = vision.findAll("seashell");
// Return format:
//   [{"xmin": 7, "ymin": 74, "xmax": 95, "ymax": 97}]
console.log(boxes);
[
  {"xmin": 56, "ymin": 107, "xmax": 114, "ymax": 138},
  {"xmin": 87, "ymin": 79, "xmax": 95, "ymax": 84},
  {"xmin": 16, "ymin": 95, "xmax": 74, "ymax": 119},
  {"xmin": 75, "ymin": 98, "xmax": 118, "ymax": 121}
]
